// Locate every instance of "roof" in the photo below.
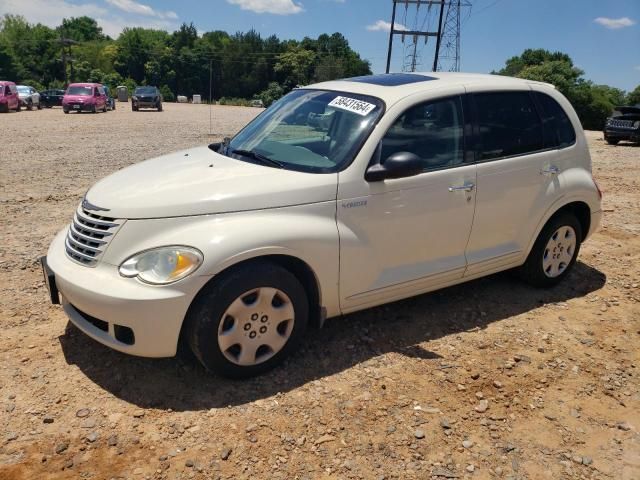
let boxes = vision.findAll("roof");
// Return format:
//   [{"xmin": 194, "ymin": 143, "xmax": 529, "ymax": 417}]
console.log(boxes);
[
  {"xmin": 305, "ymin": 72, "xmax": 555, "ymax": 106},
  {"xmin": 67, "ymin": 82, "xmax": 101, "ymax": 87}
]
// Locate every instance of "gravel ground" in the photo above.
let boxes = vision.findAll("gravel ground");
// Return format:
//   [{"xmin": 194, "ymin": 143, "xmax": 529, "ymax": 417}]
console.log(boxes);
[{"xmin": 0, "ymin": 104, "xmax": 638, "ymax": 480}]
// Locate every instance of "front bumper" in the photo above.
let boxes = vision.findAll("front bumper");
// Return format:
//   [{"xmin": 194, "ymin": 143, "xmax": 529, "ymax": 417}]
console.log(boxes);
[
  {"xmin": 46, "ymin": 229, "xmax": 211, "ymax": 357},
  {"xmin": 133, "ymin": 101, "xmax": 158, "ymax": 108},
  {"xmin": 604, "ymin": 127, "xmax": 640, "ymax": 142},
  {"xmin": 63, "ymin": 103, "xmax": 95, "ymax": 112}
]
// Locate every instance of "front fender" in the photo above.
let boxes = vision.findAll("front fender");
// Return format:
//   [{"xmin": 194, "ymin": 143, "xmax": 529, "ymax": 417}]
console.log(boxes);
[{"xmin": 100, "ymin": 201, "xmax": 341, "ymax": 317}]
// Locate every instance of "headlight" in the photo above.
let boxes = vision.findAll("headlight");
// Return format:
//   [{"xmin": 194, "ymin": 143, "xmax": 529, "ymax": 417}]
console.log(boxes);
[
  {"xmin": 132, "ymin": 96, "xmax": 138, "ymax": 101},
  {"xmin": 119, "ymin": 246, "xmax": 203, "ymax": 284},
  {"xmin": 634, "ymin": 121, "xmax": 640, "ymax": 129}
]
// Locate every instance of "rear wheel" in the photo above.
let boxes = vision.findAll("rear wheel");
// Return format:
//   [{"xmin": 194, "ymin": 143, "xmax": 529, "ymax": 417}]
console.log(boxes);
[
  {"xmin": 26, "ymin": 101, "xmax": 33, "ymax": 111},
  {"xmin": 606, "ymin": 138, "xmax": 619, "ymax": 145},
  {"xmin": 16, "ymin": 103, "xmax": 21, "ymax": 112},
  {"xmin": 157, "ymin": 102, "xmax": 162, "ymax": 112},
  {"xmin": 518, "ymin": 213, "xmax": 582, "ymax": 288},
  {"xmin": 37, "ymin": 102, "xmax": 42, "ymax": 110},
  {"xmin": 186, "ymin": 262, "xmax": 309, "ymax": 378}
]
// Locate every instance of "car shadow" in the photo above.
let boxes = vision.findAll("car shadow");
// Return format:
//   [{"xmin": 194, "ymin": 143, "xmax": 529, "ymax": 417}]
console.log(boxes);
[{"xmin": 58, "ymin": 261, "xmax": 606, "ymax": 411}]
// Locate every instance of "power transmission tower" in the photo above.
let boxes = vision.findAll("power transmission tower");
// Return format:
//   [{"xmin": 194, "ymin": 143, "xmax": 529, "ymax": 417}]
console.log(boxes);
[{"xmin": 385, "ymin": 0, "xmax": 470, "ymax": 73}]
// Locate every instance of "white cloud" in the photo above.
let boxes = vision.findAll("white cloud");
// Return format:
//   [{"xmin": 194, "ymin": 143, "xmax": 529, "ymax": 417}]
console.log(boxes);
[
  {"xmin": 0, "ymin": 0, "xmax": 107, "ymax": 27},
  {"xmin": 226, "ymin": 0, "xmax": 303, "ymax": 15},
  {"xmin": 593, "ymin": 17, "xmax": 636, "ymax": 29},
  {"xmin": 106, "ymin": 0, "xmax": 178, "ymax": 20},
  {"xmin": 366, "ymin": 20, "xmax": 408, "ymax": 32},
  {"xmin": 0, "ymin": 0, "xmax": 179, "ymax": 38}
]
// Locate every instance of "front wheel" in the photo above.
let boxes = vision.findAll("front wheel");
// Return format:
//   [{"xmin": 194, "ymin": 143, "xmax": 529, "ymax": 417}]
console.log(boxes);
[
  {"xmin": 37, "ymin": 102, "xmax": 42, "ymax": 110},
  {"xmin": 605, "ymin": 138, "xmax": 619, "ymax": 145},
  {"xmin": 157, "ymin": 103, "xmax": 162, "ymax": 112},
  {"xmin": 186, "ymin": 262, "xmax": 309, "ymax": 378},
  {"xmin": 518, "ymin": 213, "xmax": 582, "ymax": 288},
  {"xmin": 26, "ymin": 101, "xmax": 33, "ymax": 111}
]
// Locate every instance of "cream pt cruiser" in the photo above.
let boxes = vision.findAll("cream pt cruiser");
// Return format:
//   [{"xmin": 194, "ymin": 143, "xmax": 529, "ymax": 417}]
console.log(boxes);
[{"xmin": 42, "ymin": 73, "xmax": 602, "ymax": 378}]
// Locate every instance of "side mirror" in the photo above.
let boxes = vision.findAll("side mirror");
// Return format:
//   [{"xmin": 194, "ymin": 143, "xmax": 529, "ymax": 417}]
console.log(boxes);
[{"xmin": 365, "ymin": 151, "xmax": 423, "ymax": 182}]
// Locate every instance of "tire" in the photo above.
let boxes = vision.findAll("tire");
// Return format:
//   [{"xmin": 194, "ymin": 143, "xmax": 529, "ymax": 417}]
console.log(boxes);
[
  {"xmin": 157, "ymin": 102, "xmax": 162, "ymax": 112},
  {"xmin": 16, "ymin": 103, "xmax": 21, "ymax": 112},
  {"xmin": 91, "ymin": 105, "xmax": 97, "ymax": 114},
  {"xmin": 27, "ymin": 101, "xmax": 33, "ymax": 111},
  {"xmin": 185, "ymin": 261, "xmax": 309, "ymax": 378},
  {"xmin": 606, "ymin": 138, "xmax": 619, "ymax": 145},
  {"xmin": 63, "ymin": 109, "xmax": 69, "ymax": 114},
  {"xmin": 37, "ymin": 102, "xmax": 42, "ymax": 110},
  {"xmin": 132, "ymin": 105, "xmax": 138, "ymax": 111},
  {"xmin": 518, "ymin": 212, "xmax": 582, "ymax": 288}
]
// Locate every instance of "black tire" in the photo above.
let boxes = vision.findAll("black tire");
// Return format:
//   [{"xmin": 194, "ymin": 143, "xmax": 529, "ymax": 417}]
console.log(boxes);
[
  {"xmin": 16, "ymin": 103, "xmax": 21, "ymax": 112},
  {"xmin": 185, "ymin": 261, "xmax": 309, "ymax": 378},
  {"xmin": 132, "ymin": 105, "xmax": 138, "ymax": 111},
  {"xmin": 63, "ymin": 109, "xmax": 69, "ymax": 114},
  {"xmin": 606, "ymin": 138, "xmax": 619, "ymax": 145},
  {"xmin": 157, "ymin": 102, "xmax": 162, "ymax": 112},
  {"xmin": 27, "ymin": 101, "xmax": 33, "ymax": 111},
  {"xmin": 518, "ymin": 212, "xmax": 582, "ymax": 288},
  {"xmin": 102, "ymin": 103, "xmax": 107, "ymax": 112},
  {"xmin": 37, "ymin": 102, "xmax": 42, "ymax": 110}
]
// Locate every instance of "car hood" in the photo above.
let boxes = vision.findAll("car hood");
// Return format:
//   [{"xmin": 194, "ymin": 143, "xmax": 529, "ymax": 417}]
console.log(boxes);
[{"xmin": 84, "ymin": 146, "xmax": 338, "ymax": 219}]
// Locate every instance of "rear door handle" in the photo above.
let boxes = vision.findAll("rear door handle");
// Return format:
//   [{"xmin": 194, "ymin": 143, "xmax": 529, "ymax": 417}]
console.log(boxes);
[
  {"xmin": 541, "ymin": 165, "xmax": 560, "ymax": 176},
  {"xmin": 448, "ymin": 182, "xmax": 475, "ymax": 192}
]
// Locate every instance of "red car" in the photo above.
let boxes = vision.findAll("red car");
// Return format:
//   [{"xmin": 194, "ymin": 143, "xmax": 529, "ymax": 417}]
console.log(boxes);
[
  {"xmin": 63, "ymin": 83, "xmax": 108, "ymax": 113},
  {"xmin": 0, "ymin": 81, "xmax": 20, "ymax": 112}
]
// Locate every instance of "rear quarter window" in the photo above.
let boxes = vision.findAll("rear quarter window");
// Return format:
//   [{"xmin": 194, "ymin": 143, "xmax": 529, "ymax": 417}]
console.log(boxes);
[
  {"xmin": 534, "ymin": 92, "xmax": 576, "ymax": 149},
  {"xmin": 473, "ymin": 91, "xmax": 544, "ymax": 160}
]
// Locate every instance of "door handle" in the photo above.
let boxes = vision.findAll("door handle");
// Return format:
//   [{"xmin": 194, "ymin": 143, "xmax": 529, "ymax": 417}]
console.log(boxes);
[
  {"xmin": 448, "ymin": 182, "xmax": 475, "ymax": 192},
  {"xmin": 541, "ymin": 165, "xmax": 560, "ymax": 176}
]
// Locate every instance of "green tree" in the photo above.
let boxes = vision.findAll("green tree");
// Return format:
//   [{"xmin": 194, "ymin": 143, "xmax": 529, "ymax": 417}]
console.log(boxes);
[
  {"xmin": 627, "ymin": 85, "xmax": 640, "ymax": 105},
  {"xmin": 275, "ymin": 45, "xmax": 316, "ymax": 89},
  {"xmin": 58, "ymin": 16, "xmax": 105, "ymax": 42},
  {"xmin": 258, "ymin": 81, "xmax": 284, "ymax": 107}
]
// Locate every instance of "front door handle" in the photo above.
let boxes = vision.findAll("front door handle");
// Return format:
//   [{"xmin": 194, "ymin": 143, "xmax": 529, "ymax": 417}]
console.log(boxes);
[
  {"xmin": 448, "ymin": 182, "xmax": 475, "ymax": 192},
  {"xmin": 541, "ymin": 165, "xmax": 560, "ymax": 176}
]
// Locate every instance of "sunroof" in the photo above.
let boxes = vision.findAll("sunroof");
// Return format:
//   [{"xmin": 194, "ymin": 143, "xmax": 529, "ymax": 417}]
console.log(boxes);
[{"xmin": 345, "ymin": 73, "xmax": 437, "ymax": 86}]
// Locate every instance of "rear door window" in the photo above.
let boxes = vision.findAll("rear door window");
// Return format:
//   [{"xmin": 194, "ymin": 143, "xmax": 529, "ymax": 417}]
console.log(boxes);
[
  {"xmin": 474, "ymin": 91, "xmax": 544, "ymax": 160},
  {"xmin": 534, "ymin": 92, "xmax": 576, "ymax": 149}
]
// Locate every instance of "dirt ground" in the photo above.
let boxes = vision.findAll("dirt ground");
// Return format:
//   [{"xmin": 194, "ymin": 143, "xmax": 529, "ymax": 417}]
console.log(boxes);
[{"xmin": 0, "ymin": 103, "xmax": 638, "ymax": 480}]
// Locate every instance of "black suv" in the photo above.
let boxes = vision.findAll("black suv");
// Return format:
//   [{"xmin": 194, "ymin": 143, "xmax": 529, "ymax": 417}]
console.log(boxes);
[
  {"xmin": 132, "ymin": 86, "xmax": 162, "ymax": 111},
  {"xmin": 603, "ymin": 105, "xmax": 640, "ymax": 145}
]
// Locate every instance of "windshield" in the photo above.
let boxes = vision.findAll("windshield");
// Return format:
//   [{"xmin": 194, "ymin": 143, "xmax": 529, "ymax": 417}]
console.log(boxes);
[
  {"xmin": 135, "ymin": 87, "xmax": 156, "ymax": 95},
  {"xmin": 67, "ymin": 86, "xmax": 92, "ymax": 96},
  {"xmin": 225, "ymin": 89, "xmax": 384, "ymax": 173},
  {"xmin": 17, "ymin": 86, "xmax": 30, "ymax": 93}
]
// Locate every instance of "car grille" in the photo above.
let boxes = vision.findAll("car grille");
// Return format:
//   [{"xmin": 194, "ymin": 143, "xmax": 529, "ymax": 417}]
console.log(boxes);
[
  {"xmin": 65, "ymin": 206, "xmax": 124, "ymax": 267},
  {"xmin": 608, "ymin": 119, "xmax": 635, "ymax": 129},
  {"xmin": 139, "ymin": 96, "xmax": 154, "ymax": 102}
]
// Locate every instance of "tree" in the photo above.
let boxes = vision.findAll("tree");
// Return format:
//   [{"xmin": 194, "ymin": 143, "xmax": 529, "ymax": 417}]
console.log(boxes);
[
  {"xmin": 627, "ymin": 85, "xmax": 640, "ymax": 106},
  {"xmin": 275, "ymin": 45, "xmax": 316, "ymax": 90},
  {"xmin": 494, "ymin": 48, "xmax": 623, "ymax": 130},
  {"xmin": 258, "ymin": 82, "xmax": 284, "ymax": 107},
  {"xmin": 58, "ymin": 17, "xmax": 105, "ymax": 42}
]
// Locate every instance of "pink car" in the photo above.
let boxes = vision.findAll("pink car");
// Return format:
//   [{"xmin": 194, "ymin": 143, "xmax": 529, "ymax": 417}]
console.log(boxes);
[
  {"xmin": 63, "ymin": 83, "xmax": 108, "ymax": 114},
  {"xmin": 0, "ymin": 81, "xmax": 20, "ymax": 112}
]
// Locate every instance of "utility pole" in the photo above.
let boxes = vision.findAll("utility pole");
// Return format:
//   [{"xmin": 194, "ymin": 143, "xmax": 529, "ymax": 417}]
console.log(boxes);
[
  {"xmin": 58, "ymin": 36, "xmax": 77, "ymax": 85},
  {"xmin": 385, "ymin": 0, "xmax": 470, "ymax": 73}
]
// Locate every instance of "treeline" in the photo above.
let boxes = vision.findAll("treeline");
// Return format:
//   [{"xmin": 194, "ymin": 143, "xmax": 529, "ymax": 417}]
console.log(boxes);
[
  {"xmin": 0, "ymin": 15, "xmax": 371, "ymax": 105},
  {"xmin": 494, "ymin": 49, "xmax": 640, "ymax": 130}
]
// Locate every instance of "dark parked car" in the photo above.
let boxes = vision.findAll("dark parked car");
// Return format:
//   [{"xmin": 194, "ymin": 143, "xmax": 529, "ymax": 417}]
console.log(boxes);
[
  {"xmin": 132, "ymin": 86, "xmax": 162, "ymax": 111},
  {"xmin": 103, "ymin": 85, "xmax": 116, "ymax": 111},
  {"xmin": 40, "ymin": 89, "xmax": 65, "ymax": 108},
  {"xmin": 604, "ymin": 105, "xmax": 640, "ymax": 145}
]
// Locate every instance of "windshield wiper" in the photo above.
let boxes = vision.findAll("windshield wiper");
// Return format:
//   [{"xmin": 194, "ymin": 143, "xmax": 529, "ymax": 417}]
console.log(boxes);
[{"xmin": 231, "ymin": 149, "xmax": 285, "ymax": 169}]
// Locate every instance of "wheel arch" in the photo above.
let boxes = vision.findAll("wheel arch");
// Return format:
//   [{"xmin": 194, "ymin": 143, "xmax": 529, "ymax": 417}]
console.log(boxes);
[
  {"xmin": 178, "ymin": 254, "xmax": 324, "ymax": 356},
  {"xmin": 526, "ymin": 199, "xmax": 592, "ymax": 261}
]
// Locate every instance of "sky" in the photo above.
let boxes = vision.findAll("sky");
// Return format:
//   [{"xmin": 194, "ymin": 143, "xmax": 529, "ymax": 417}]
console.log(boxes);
[{"xmin": 1, "ymin": 0, "xmax": 638, "ymax": 91}]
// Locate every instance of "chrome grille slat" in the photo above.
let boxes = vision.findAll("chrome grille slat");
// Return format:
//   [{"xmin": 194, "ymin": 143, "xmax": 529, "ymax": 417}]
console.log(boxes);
[{"xmin": 65, "ymin": 206, "xmax": 124, "ymax": 267}]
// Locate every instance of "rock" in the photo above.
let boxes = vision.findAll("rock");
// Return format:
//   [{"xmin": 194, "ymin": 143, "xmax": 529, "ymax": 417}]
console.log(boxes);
[
  {"xmin": 133, "ymin": 467, "xmax": 143, "ymax": 475},
  {"xmin": 544, "ymin": 413, "xmax": 557, "ymax": 421},
  {"xmin": 86, "ymin": 432, "xmax": 98, "ymax": 443},
  {"xmin": 466, "ymin": 464, "xmax": 475, "ymax": 472},
  {"xmin": 6, "ymin": 432, "xmax": 18, "ymax": 442},
  {"xmin": 414, "ymin": 429, "xmax": 425, "ymax": 439},
  {"xmin": 245, "ymin": 424, "xmax": 258, "ymax": 433},
  {"xmin": 493, "ymin": 380, "xmax": 503, "ymax": 389},
  {"xmin": 514, "ymin": 354, "xmax": 531, "ymax": 363},
  {"xmin": 107, "ymin": 435, "xmax": 118, "ymax": 447},
  {"xmin": 159, "ymin": 455, "xmax": 168, "ymax": 461},
  {"xmin": 470, "ymin": 373, "xmax": 480, "ymax": 380},
  {"xmin": 582, "ymin": 456, "xmax": 593, "ymax": 466},
  {"xmin": 296, "ymin": 436, "xmax": 306, "ymax": 446},
  {"xmin": 132, "ymin": 409, "xmax": 145, "ymax": 418},
  {"xmin": 440, "ymin": 418, "xmax": 451, "ymax": 429},
  {"xmin": 315, "ymin": 434, "xmax": 336, "ymax": 445},
  {"xmin": 462, "ymin": 440, "xmax": 474, "ymax": 449},
  {"xmin": 81, "ymin": 418, "xmax": 96, "ymax": 429},
  {"xmin": 617, "ymin": 422, "xmax": 632, "ymax": 431},
  {"xmin": 55, "ymin": 442, "xmax": 69, "ymax": 454},
  {"xmin": 5, "ymin": 403, "xmax": 15, "ymax": 413},
  {"xmin": 75, "ymin": 408, "xmax": 90, "ymax": 418},
  {"xmin": 432, "ymin": 467, "xmax": 459, "ymax": 478},
  {"xmin": 475, "ymin": 399, "xmax": 489, "ymax": 413},
  {"xmin": 43, "ymin": 416, "xmax": 54, "ymax": 424},
  {"xmin": 221, "ymin": 447, "xmax": 232, "ymax": 460},
  {"xmin": 475, "ymin": 392, "xmax": 484, "ymax": 399},
  {"xmin": 185, "ymin": 459, "xmax": 194, "ymax": 468}
]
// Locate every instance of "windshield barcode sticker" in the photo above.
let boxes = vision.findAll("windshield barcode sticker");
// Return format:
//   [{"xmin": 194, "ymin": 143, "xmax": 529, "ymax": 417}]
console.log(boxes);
[{"xmin": 328, "ymin": 96, "xmax": 376, "ymax": 116}]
